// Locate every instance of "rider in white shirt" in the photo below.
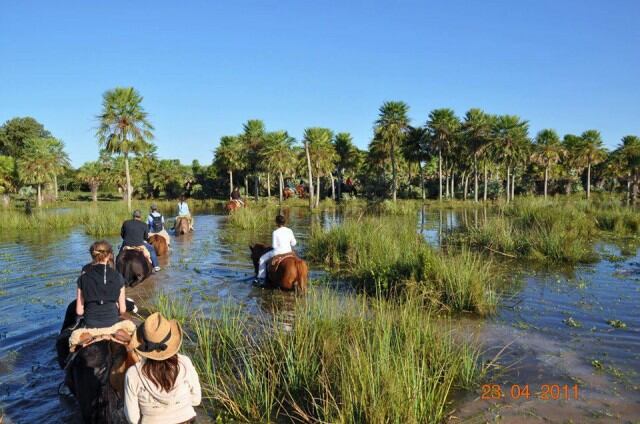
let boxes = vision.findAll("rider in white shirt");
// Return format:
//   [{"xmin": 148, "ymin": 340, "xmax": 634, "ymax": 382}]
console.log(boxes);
[{"xmin": 256, "ymin": 215, "xmax": 297, "ymax": 282}]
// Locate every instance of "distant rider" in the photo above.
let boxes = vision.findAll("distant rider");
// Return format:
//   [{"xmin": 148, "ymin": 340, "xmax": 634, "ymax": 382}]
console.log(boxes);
[
  {"xmin": 177, "ymin": 195, "xmax": 194, "ymax": 231},
  {"xmin": 254, "ymin": 214, "xmax": 297, "ymax": 283},
  {"xmin": 230, "ymin": 187, "xmax": 244, "ymax": 207},
  {"xmin": 121, "ymin": 210, "xmax": 161, "ymax": 272},
  {"xmin": 147, "ymin": 204, "xmax": 170, "ymax": 246}
]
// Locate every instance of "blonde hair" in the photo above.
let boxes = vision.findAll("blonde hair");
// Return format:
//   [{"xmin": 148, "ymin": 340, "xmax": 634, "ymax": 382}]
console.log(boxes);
[{"xmin": 90, "ymin": 240, "xmax": 113, "ymax": 263}]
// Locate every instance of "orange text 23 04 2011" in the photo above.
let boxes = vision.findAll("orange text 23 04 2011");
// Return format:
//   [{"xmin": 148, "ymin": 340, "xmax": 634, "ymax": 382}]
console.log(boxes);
[{"xmin": 481, "ymin": 384, "xmax": 580, "ymax": 401}]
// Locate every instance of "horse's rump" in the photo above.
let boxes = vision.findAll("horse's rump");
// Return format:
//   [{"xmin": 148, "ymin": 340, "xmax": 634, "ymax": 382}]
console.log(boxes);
[
  {"xmin": 116, "ymin": 249, "xmax": 152, "ymax": 287},
  {"xmin": 148, "ymin": 234, "xmax": 168, "ymax": 257}
]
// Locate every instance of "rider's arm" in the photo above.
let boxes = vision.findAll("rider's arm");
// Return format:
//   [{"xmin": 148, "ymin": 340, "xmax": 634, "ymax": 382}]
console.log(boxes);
[
  {"xmin": 75, "ymin": 287, "xmax": 84, "ymax": 316},
  {"xmin": 290, "ymin": 229, "xmax": 297, "ymax": 247},
  {"xmin": 120, "ymin": 223, "xmax": 125, "ymax": 239},
  {"xmin": 118, "ymin": 287, "xmax": 126, "ymax": 315},
  {"xmin": 144, "ymin": 226, "xmax": 149, "ymax": 241},
  {"xmin": 124, "ymin": 371, "xmax": 141, "ymax": 424}
]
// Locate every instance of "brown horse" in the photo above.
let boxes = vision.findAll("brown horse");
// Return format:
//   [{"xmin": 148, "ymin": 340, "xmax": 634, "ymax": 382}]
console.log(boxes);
[
  {"xmin": 295, "ymin": 184, "xmax": 306, "ymax": 199},
  {"xmin": 175, "ymin": 216, "xmax": 190, "ymax": 235},
  {"xmin": 225, "ymin": 199, "xmax": 246, "ymax": 213},
  {"xmin": 249, "ymin": 243, "xmax": 308, "ymax": 293},
  {"xmin": 283, "ymin": 187, "xmax": 295, "ymax": 200},
  {"xmin": 148, "ymin": 234, "xmax": 168, "ymax": 257},
  {"xmin": 116, "ymin": 249, "xmax": 152, "ymax": 287}
]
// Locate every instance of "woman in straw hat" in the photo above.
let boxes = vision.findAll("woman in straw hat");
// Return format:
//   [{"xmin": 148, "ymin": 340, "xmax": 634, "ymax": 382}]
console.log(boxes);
[{"xmin": 124, "ymin": 312, "xmax": 201, "ymax": 424}]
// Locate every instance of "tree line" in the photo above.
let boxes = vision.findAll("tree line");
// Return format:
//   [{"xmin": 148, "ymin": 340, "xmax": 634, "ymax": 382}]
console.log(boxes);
[{"xmin": 1, "ymin": 88, "xmax": 639, "ymax": 209}]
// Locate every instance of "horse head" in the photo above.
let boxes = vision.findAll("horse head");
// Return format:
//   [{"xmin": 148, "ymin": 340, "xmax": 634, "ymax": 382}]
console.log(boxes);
[{"xmin": 249, "ymin": 243, "xmax": 271, "ymax": 275}]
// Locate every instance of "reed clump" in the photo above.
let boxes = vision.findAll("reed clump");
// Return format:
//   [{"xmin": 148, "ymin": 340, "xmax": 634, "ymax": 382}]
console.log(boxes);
[
  {"xmin": 179, "ymin": 290, "xmax": 482, "ymax": 423},
  {"xmin": 307, "ymin": 216, "xmax": 498, "ymax": 315},
  {"xmin": 227, "ymin": 202, "xmax": 281, "ymax": 231}
]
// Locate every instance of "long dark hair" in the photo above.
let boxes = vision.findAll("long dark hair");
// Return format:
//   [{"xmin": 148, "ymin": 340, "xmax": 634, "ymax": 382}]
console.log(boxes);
[{"xmin": 141, "ymin": 354, "xmax": 179, "ymax": 392}]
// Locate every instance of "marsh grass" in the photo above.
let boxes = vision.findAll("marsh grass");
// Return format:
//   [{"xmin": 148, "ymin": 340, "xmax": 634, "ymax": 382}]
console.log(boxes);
[
  {"xmin": 165, "ymin": 290, "xmax": 483, "ymax": 423},
  {"xmin": 307, "ymin": 216, "xmax": 498, "ymax": 315},
  {"xmin": 227, "ymin": 202, "xmax": 282, "ymax": 231}
]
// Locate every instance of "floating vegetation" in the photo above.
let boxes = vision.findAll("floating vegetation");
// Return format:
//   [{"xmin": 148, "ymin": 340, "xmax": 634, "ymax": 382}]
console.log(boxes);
[
  {"xmin": 606, "ymin": 319, "xmax": 627, "ymax": 329},
  {"xmin": 591, "ymin": 359, "xmax": 603, "ymax": 370},
  {"xmin": 563, "ymin": 317, "xmax": 582, "ymax": 328}
]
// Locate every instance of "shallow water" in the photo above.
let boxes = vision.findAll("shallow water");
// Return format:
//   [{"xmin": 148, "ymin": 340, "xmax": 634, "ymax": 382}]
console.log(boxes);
[{"xmin": 1, "ymin": 206, "xmax": 639, "ymax": 423}]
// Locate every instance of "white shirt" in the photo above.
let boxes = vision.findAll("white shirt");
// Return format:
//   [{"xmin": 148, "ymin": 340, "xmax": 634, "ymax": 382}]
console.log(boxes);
[{"xmin": 272, "ymin": 226, "xmax": 297, "ymax": 255}]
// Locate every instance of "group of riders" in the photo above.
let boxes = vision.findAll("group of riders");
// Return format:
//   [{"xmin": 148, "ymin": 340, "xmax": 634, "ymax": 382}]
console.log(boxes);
[{"xmin": 58, "ymin": 194, "xmax": 302, "ymax": 423}]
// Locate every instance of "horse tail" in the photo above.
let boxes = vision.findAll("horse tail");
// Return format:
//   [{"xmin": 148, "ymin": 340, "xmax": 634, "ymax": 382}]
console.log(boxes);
[{"xmin": 294, "ymin": 259, "xmax": 308, "ymax": 294}]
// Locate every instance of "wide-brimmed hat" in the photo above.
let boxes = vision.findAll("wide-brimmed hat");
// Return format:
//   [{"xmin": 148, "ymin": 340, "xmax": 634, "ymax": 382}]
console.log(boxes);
[{"xmin": 131, "ymin": 312, "xmax": 182, "ymax": 360}]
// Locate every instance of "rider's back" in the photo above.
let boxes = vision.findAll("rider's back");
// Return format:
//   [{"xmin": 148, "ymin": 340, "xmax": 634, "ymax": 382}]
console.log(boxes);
[{"xmin": 121, "ymin": 219, "xmax": 148, "ymax": 247}]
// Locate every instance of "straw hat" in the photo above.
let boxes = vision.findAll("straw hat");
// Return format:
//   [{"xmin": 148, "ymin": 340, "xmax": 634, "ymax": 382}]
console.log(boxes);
[{"xmin": 131, "ymin": 312, "xmax": 182, "ymax": 360}]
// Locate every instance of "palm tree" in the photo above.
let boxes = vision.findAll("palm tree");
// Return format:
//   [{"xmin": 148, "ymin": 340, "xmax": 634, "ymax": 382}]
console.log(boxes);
[
  {"xmin": 77, "ymin": 161, "xmax": 107, "ymax": 202},
  {"xmin": 613, "ymin": 135, "xmax": 640, "ymax": 203},
  {"xmin": 262, "ymin": 131, "xmax": 296, "ymax": 202},
  {"xmin": 461, "ymin": 109, "xmax": 492, "ymax": 202},
  {"xmin": 17, "ymin": 137, "xmax": 57, "ymax": 206},
  {"xmin": 375, "ymin": 101, "xmax": 410, "ymax": 202},
  {"xmin": 334, "ymin": 132, "xmax": 360, "ymax": 199},
  {"xmin": 240, "ymin": 120, "xmax": 266, "ymax": 200},
  {"xmin": 215, "ymin": 135, "xmax": 245, "ymax": 196},
  {"xmin": 402, "ymin": 126, "xmax": 429, "ymax": 199},
  {"xmin": 426, "ymin": 108, "xmax": 460, "ymax": 201},
  {"xmin": 0, "ymin": 155, "xmax": 16, "ymax": 206},
  {"xmin": 532, "ymin": 129, "xmax": 564, "ymax": 198},
  {"xmin": 303, "ymin": 128, "xmax": 335, "ymax": 207},
  {"xmin": 96, "ymin": 87, "xmax": 154, "ymax": 211},
  {"xmin": 577, "ymin": 130, "xmax": 607, "ymax": 199},
  {"xmin": 48, "ymin": 138, "xmax": 70, "ymax": 200},
  {"xmin": 492, "ymin": 115, "xmax": 529, "ymax": 202}
]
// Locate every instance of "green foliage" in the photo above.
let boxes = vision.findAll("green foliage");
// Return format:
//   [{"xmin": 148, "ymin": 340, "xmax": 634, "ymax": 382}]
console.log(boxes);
[{"xmin": 0, "ymin": 117, "xmax": 51, "ymax": 158}]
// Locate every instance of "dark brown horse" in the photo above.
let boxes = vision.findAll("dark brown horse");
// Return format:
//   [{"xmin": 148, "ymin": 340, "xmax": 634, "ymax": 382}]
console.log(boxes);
[
  {"xmin": 175, "ymin": 216, "xmax": 190, "ymax": 235},
  {"xmin": 56, "ymin": 301, "xmax": 132, "ymax": 424},
  {"xmin": 116, "ymin": 249, "xmax": 152, "ymax": 287},
  {"xmin": 249, "ymin": 243, "xmax": 308, "ymax": 293},
  {"xmin": 148, "ymin": 234, "xmax": 168, "ymax": 257},
  {"xmin": 283, "ymin": 187, "xmax": 295, "ymax": 200}
]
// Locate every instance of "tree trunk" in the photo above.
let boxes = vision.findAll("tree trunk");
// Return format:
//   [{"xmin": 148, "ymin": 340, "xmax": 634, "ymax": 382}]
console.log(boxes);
[
  {"xmin": 511, "ymin": 172, "xmax": 516, "ymax": 200},
  {"xmin": 451, "ymin": 172, "xmax": 455, "ymax": 199},
  {"xmin": 54, "ymin": 174, "xmax": 58, "ymax": 201},
  {"xmin": 124, "ymin": 153, "xmax": 132, "ymax": 212},
  {"xmin": 315, "ymin": 174, "xmax": 321, "ymax": 208},
  {"xmin": 91, "ymin": 184, "xmax": 98, "ymax": 202},
  {"xmin": 544, "ymin": 166, "xmax": 548, "ymax": 199},
  {"xmin": 391, "ymin": 141, "xmax": 397, "ymax": 202},
  {"xmin": 279, "ymin": 172, "xmax": 284, "ymax": 203},
  {"xmin": 419, "ymin": 162, "xmax": 425, "ymax": 200},
  {"xmin": 438, "ymin": 150, "xmax": 443, "ymax": 201},
  {"xmin": 337, "ymin": 170, "xmax": 342, "ymax": 201},
  {"xmin": 37, "ymin": 184, "xmax": 42, "ymax": 207},
  {"xmin": 304, "ymin": 141, "xmax": 314, "ymax": 210},
  {"xmin": 587, "ymin": 162, "xmax": 591, "ymax": 199},
  {"xmin": 267, "ymin": 173, "xmax": 271, "ymax": 199},
  {"xmin": 330, "ymin": 172, "xmax": 335, "ymax": 200},
  {"xmin": 506, "ymin": 166, "xmax": 511, "ymax": 203},
  {"xmin": 254, "ymin": 175, "xmax": 259, "ymax": 201},
  {"xmin": 463, "ymin": 173, "xmax": 469, "ymax": 200},
  {"xmin": 474, "ymin": 155, "xmax": 479, "ymax": 202},
  {"xmin": 244, "ymin": 176, "xmax": 249, "ymax": 197},
  {"xmin": 229, "ymin": 171, "xmax": 233, "ymax": 196},
  {"xmin": 483, "ymin": 162, "xmax": 488, "ymax": 201}
]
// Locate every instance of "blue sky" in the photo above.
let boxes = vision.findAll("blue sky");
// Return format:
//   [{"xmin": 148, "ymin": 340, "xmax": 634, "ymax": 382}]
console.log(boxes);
[{"xmin": 1, "ymin": 0, "xmax": 639, "ymax": 167}]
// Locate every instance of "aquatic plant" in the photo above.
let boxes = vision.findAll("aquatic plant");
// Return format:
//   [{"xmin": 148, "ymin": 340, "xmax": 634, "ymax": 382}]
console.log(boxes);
[
  {"xmin": 307, "ymin": 215, "xmax": 498, "ymax": 314},
  {"xmin": 179, "ymin": 290, "xmax": 484, "ymax": 423}
]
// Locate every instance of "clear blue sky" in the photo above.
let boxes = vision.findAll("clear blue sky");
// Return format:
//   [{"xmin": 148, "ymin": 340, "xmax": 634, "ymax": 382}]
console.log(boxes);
[{"xmin": 1, "ymin": 0, "xmax": 639, "ymax": 167}]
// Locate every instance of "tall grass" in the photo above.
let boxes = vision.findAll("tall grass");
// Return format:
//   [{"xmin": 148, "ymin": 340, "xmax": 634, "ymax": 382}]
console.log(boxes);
[
  {"xmin": 307, "ymin": 216, "xmax": 498, "ymax": 315},
  {"xmin": 181, "ymin": 290, "xmax": 483, "ymax": 423},
  {"xmin": 226, "ymin": 202, "xmax": 281, "ymax": 231}
]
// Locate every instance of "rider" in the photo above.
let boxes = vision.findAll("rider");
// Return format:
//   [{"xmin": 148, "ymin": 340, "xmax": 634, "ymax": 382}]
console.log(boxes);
[
  {"xmin": 254, "ymin": 214, "xmax": 297, "ymax": 283},
  {"xmin": 121, "ymin": 210, "xmax": 161, "ymax": 272},
  {"xmin": 147, "ymin": 204, "xmax": 170, "ymax": 246},
  {"xmin": 177, "ymin": 194, "xmax": 194, "ymax": 231},
  {"xmin": 76, "ymin": 241, "xmax": 126, "ymax": 328},
  {"xmin": 230, "ymin": 187, "xmax": 244, "ymax": 206}
]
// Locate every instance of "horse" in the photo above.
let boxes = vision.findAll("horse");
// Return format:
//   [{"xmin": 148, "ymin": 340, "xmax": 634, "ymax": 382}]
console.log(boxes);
[
  {"xmin": 340, "ymin": 182, "xmax": 358, "ymax": 197},
  {"xmin": 225, "ymin": 199, "xmax": 245, "ymax": 213},
  {"xmin": 283, "ymin": 187, "xmax": 295, "ymax": 200},
  {"xmin": 175, "ymin": 216, "xmax": 191, "ymax": 235},
  {"xmin": 295, "ymin": 184, "xmax": 306, "ymax": 199},
  {"xmin": 249, "ymin": 243, "xmax": 308, "ymax": 293},
  {"xmin": 56, "ymin": 301, "xmax": 132, "ymax": 424},
  {"xmin": 148, "ymin": 234, "xmax": 168, "ymax": 257},
  {"xmin": 116, "ymin": 249, "xmax": 152, "ymax": 287}
]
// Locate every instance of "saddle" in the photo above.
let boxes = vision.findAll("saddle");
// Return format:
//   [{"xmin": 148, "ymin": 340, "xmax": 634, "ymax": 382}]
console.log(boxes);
[
  {"xmin": 69, "ymin": 320, "xmax": 137, "ymax": 351},
  {"xmin": 123, "ymin": 245, "xmax": 152, "ymax": 265},
  {"xmin": 269, "ymin": 252, "xmax": 296, "ymax": 272}
]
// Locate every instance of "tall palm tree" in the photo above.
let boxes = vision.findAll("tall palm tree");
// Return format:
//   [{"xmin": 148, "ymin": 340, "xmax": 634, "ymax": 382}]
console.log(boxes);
[
  {"xmin": 240, "ymin": 120, "xmax": 266, "ymax": 200},
  {"xmin": 402, "ymin": 126, "xmax": 429, "ymax": 199},
  {"xmin": 426, "ymin": 108, "xmax": 460, "ymax": 201},
  {"xmin": 262, "ymin": 130, "xmax": 296, "ymax": 202},
  {"xmin": 375, "ymin": 101, "xmax": 410, "ymax": 202},
  {"xmin": 77, "ymin": 161, "xmax": 107, "ymax": 202},
  {"xmin": 491, "ymin": 115, "xmax": 529, "ymax": 202},
  {"xmin": 461, "ymin": 109, "xmax": 492, "ymax": 202},
  {"xmin": 577, "ymin": 130, "xmax": 607, "ymax": 199},
  {"xmin": 334, "ymin": 132, "xmax": 360, "ymax": 199},
  {"xmin": 215, "ymin": 135, "xmax": 245, "ymax": 196},
  {"xmin": 17, "ymin": 137, "xmax": 57, "ymax": 206},
  {"xmin": 304, "ymin": 127, "xmax": 335, "ymax": 207},
  {"xmin": 96, "ymin": 87, "xmax": 154, "ymax": 211},
  {"xmin": 613, "ymin": 135, "xmax": 640, "ymax": 203},
  {"xmin": 48, "ymin": 138, "xmax": 70, "ymax": 200},
  {"xmin": 532, "ymin": 129, "xmax": 564, "ymax": 198}
]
